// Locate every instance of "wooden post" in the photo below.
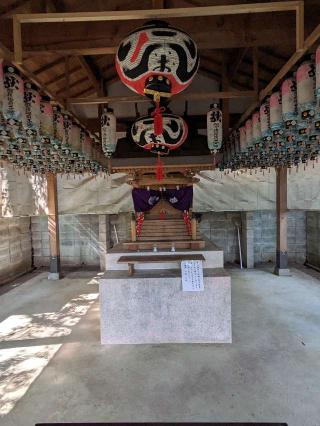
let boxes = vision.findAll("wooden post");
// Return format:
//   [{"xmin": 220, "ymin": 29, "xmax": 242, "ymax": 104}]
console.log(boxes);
[
  {"xmin": 191, "ymin": 218, "xmax": 197, "ymax": 241},
  {"xmin": 65, "ymin": 56, "xmax": 70, "ymax": 108},
  {"xmin": 252, "ymin": 47, "xmax": 259, "ymax": 96},
  {"xmin": 13, "ymin": 16, "xmax": 22, "ymax": 64},
  {"xmin": 222, "ymin": 54, "xmax": 230, "ymax": 142},
  {"xmin": 47, "ymin": 172, "xmax": 61, "ymax": 279},
  {"xmin": 274, "ymin": 167, "xmax": 290, "ymax": 276},
  {"xmin": 130, "ymin": 218, "xmax": 137, "ymax": 242}
]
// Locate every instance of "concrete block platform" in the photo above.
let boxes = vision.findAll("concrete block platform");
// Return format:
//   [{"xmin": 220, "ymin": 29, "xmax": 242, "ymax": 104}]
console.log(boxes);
[
  {"xmin": 100, "ymin": 268, "xmax": 231, "ymax": 344},
  {"xmin": 105, "ymin": 240, "xmax": 224, "ymax": 271}
]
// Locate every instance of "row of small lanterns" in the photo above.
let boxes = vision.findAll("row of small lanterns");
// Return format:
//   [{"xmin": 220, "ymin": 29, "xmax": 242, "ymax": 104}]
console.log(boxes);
[
  {"xmin": 0, "ymin": 61, "xmax": 108, "ymax": 175},
  {"xmin": 219, "ymin": 46, "xmax": 320, "ymax": 171}
]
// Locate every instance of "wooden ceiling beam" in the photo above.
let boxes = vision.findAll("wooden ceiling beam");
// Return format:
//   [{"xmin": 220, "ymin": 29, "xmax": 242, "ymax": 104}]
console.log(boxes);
[
  {"xmin": 3, "ymin": 14, "xmax": 301, "ymax": 61},
  {"xmin": 23, "ymin": 46, "xmax": 118, "ymax": 57},
  {"xmin": 12, "ymin": 1, "xmax": 304, "ymax": 63},
  {"xmin": 14, "ymin": 2, "xmax": 304, "ymax": 23},
  {"xmin": 68, "ymin": 90, "xmax": 256, "ymax": 106}
]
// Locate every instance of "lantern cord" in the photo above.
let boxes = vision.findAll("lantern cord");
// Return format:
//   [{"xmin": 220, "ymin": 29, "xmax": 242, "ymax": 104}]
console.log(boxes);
[
  {"xmin": 152, "ymin": 101, "xmax": 165, "ymax": 136},
  {"xmin": 156, "ymin": 153, "xmax": 164, "ymax": 181}
]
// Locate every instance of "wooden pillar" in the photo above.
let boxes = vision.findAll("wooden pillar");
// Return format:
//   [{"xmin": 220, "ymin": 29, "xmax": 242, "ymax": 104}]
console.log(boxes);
[
  {"xmin": 252, "ymin": 47, "xmax": 259, "ymax": 96},
  {"xmin": 222, "ymin": 54, "xmax": 230, "ymax": 141},
  {"xmin": 191, "ymin": 218, "xmax": 197, "ymax": 241},
  {"xmin": 274, "ymin": 167, "xmax": 290, "ymax": 276},
  {"xmin": 47, "ymin": 172, "xmax": 61, "ymax": 279},
  {"xmin": 130, "ymin": 218, "xmax": 137, "ymax": 242}
]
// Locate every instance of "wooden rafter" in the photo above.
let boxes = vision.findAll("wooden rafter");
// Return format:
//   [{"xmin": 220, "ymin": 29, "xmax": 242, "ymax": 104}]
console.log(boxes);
[
  {"xmin": 55, "ymin": 76, "xmax": 89, "ymax": 96},
  {"xmin": 152, "ymin": 0, "xmax": 164, "ymax": 8},
  {"xmin": 73, "ymin": 86, "xmax": 96, "ymax": 98},
  {"xmin": 34, "ymin": 57, "xmax": 64, "ymax": 75},
  {"xmin": 78, "ymin": 57, "xmax": 100, "ymax": 93},
  {"xmin": 0, "ymin": 0, "xmax": 31, "ymax": 18},
  {"xmin": 228, "ymin": 48, "xmax": 248, "ymax": 82},
  {"xmin": 44, "ymin": 65, "xmax": 82, "ymax": 87},
  {"xmin": 252, "ymin": 47, "xmax": 259, "ymax": 93}
]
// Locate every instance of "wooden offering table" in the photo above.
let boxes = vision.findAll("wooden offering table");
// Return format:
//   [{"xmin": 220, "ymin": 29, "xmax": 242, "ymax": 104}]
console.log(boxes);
[{"xmin": 117, "ymin": 254, "xmax": 205, "ymax": 275}]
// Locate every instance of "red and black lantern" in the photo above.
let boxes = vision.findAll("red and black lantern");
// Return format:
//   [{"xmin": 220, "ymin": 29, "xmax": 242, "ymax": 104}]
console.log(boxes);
[
  {"xmin": 131, "ymin": 112, "xmax": 188, "ymax": 156},
  {"xmin": 116, "ymin": 20, "xmax": 199, "ymax": 103}
]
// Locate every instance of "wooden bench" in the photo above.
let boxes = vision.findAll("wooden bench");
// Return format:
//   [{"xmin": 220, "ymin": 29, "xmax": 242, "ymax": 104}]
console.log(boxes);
[{"xmin": 117, "ymin": 254, "xmax": 205, "ymax": 276}]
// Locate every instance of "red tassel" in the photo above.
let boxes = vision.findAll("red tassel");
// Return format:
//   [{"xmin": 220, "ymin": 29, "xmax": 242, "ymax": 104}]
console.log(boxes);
[
  {"xmin": 152, "ymin": 102, "xmax": 165, "ymax": 136},
  {"xmin": 156, "ymin": 154, "xmax": 164, "ymax": 181}
]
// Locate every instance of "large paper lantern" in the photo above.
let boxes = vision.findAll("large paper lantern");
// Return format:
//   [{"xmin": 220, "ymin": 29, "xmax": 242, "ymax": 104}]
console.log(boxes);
[
  {"xmin": 52, "ymin": 105, "xmax": 64, "ymax": 148},
  {"xmin": 116, "ymin": 20, "xmax": 199, "ymax": 102},
  {"xmin": 315, "ymin": 46, "xmax": 320, "ymax": 133},
  {"xmin": 207, "ymin": 103, "xmax": 222, "ymax": 153},
  {"xmin": 131, "ymin": 112, "xmax": 188, "ymax": 155},
  {"xmin": 252, "ymin": 111, "xmax": 261, "ymax": 143},
  {"xmin": 62, "ymin": 111, "xmax": 72, "ymax": 146},
  {"xmin": 40, "ymin": 96, "xmax": 54, "ymax": 139},
  {"xmin": 0, "ymin": 59, "xmax": 4, "ymax": 117},
  {"xmin": 297, "ymin": 60, "xmax": 316, "ymax": 119},
  {"xmin": 260, "ymin": 100, "xmax": 272, "ymax": 141},
  {"xmin": 101, "ymin": 107, "xmax": 117, "ymax": 158},
  {"xmin": 316, "ymin": 45, "xmax": 320, "ymax": 102},
  {"xmin": 71, "ymin": 121, "xmax": 81, "ymax": 156},
  {"xmin": 281, "ymin": 77, "xmax": 297, "ymax": 126},
  {"xmin": 23, "ymin": 82, "xmax": 41, "ymax": 138},
  {"xmin": 3, "ymin": 65, "xmax": 25, "ymax": 133},
  {"xmin": 82, "ymin": 131, "xmax": 93, "ymax": 160},
  {"xmin": 0, "ymin": 59, "xmax": 8, "ymax": 142},
  {"xmin": 239, "ymin": 126, "xmax": 246, "ymax": 152},
  {"xmin": 270, "ymin": 91, "xmax": 283, "ymax": 136},
  {"xmin": 245, "ymin": 118, "xmax": 253, "ymax": 148}
]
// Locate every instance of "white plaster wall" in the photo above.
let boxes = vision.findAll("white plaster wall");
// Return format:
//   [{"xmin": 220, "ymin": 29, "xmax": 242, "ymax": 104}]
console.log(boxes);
[{"xmin": 2, "ymin": 162, "xmax": 320, "ymax": 216}]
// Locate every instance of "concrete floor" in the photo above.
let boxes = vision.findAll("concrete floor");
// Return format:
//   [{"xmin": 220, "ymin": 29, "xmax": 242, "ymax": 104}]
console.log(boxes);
[{"xmin": 0, "ymin": 266, "xmax": 320, "ymax": 426}]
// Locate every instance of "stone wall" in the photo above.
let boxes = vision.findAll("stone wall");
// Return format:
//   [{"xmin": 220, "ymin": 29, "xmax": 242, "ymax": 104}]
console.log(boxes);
[
  {"xmin": 197, "ymin": 210, "xmax": 306, "ymax": 266},
  {"xmin": 0, "ymin": 210, "xmax": 308, "ymax": 282},
  {"xmin": 306, "ymin": 211, "xmax": 320, "ymax": 269},
  {"xmin": 31, "ymin": 215, "xmax": 100, "ymax": 267},
  {"xmin": 0, "ymin": 217, "xmax": 32, "ymax": 284},
  {"xmin": 198, "ymin": 212, "xmax": 242, "ymax": 263},
  {"xmin": 252, "ymin": 211, "xmax": 306, "ymax": 265},
  {"xmin": 31, "ymin": 212, "xmax": 130, "ymax": 268},
  {"xmin": 109, "ymin": 213, "xmax": 131, "ymax": 245}
]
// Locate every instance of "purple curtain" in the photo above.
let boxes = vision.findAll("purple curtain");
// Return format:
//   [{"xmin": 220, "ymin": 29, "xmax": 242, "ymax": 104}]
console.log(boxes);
[
  {"xmin": 132, "ymin": 186, "xmax": 193, "ymax": 212},
  {"xmin": 132, "ymin": 188, "xmax": 161, "ymax": 212},
  {"xmin": 165, "ymin": 186, "xmax": 193, "ymax": 211}
]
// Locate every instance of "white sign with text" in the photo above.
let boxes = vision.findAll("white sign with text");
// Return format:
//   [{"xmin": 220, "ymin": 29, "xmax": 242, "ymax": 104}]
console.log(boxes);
[{"xmin": 181, "ymin": 260, "xmax": 204, "ymax": 292}]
